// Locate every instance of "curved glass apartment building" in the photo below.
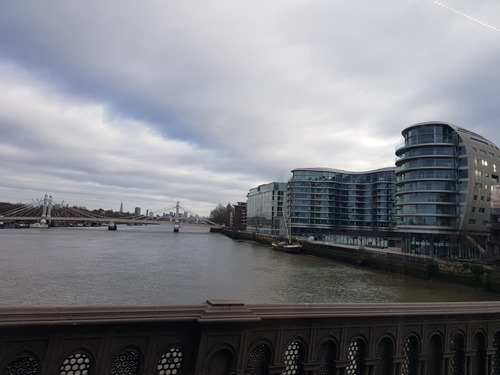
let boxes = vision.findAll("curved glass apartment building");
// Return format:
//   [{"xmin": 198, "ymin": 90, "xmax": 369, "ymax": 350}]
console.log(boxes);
[
  {"xmin": 288, "ymin": 167, "xmax": 396, "ymax": 241},
  {"xmin": 395, "ymin": 121, "xmax": 500, "ymax": 255}
]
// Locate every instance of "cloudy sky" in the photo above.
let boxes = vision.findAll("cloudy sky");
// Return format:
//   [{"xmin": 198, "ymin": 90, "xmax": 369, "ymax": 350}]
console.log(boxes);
[{"xmin": 1, "ymin": 0, "xmax": 500, "ymax": 216}]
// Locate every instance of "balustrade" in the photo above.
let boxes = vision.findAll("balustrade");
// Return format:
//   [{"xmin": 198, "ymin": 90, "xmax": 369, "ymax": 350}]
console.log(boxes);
[{"xmin": 2, "ymin": 300, "xmax": 500, "ymax": 374}]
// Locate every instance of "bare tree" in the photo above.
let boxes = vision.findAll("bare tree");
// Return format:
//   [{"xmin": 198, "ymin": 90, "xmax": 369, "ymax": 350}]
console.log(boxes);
[{"xmin": 247, "ymin": 214, "xmax": 267, "ymax": 234}]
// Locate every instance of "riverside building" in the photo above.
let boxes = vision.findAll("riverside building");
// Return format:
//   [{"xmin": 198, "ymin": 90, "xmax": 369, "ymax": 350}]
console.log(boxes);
[
  {"xmin": 246, "ymin": 182, "xmax": 287, "ymax": 237},
  {"xmin": 395, "ymin": 121, "xmax": 500, "ymax": 257},
  {"xmin": 231, "ymin": 202, "xmax": 247, "ymax": 231},
  {"xmin": 244, "ymin": 122, "xmax": 499, "ymax": 259},
  {"xmin": 287, "ymin": 167, "xmax": 397, "ymax": 247},
  {"xmin": 490, "ymin": 185, "xmax": 500, "ymax": 255}
]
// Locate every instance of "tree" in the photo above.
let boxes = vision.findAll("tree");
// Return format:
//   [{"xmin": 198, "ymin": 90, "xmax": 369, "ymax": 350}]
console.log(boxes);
[
  {"xmin": 247, "ymin": 214, "xmax": 267, "ymax": 234},
  {"xmin": 209, "ymin": 203, "xmax": 233, "ymax": 226}
]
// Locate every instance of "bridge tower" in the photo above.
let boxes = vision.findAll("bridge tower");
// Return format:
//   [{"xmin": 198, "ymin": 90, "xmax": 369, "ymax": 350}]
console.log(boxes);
[
  {"xmin": 47, "ymin": 195, "xmax": 53, "ymax": 221},
  {"xmin": 174, "ymin": 201, "xmax": 180, "ymax": 233},
  {"xmin": 38, "ymin": 194, "xmax": 52, "ymax": 227},
  {"xmin": 41, "ymin": 194, "xmax": 48, "ymax": 223}
]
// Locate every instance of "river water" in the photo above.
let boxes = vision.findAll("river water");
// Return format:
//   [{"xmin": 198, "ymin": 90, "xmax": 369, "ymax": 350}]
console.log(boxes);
[{"xmin": 0, "ymin": 225, "xmax": 497, "ymax": 307}]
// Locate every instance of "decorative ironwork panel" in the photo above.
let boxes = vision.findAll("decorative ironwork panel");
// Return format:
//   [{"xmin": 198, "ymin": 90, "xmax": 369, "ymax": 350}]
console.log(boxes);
[
  {"xmin": 109, "ymin": 350, "xmax": 140, "ymax": 375},
  {"xmin": 450, "ymin": 333, "xmax": 465, "ymax": 375},
  {"xmin": 247, "ymin": 343, "xmax": 271, "ymax": 375},
  {"xmin": 373, "ymin": 338, "xmax": 393, "ymax": 375},
  {"xmin": 401, "ymin": 336, "xmax": 419, "ymax": 375},
  {"xmin": 282, "ymin": 341, "xmax": 304, "ymax": 375},
  {"xmin": 59, "ymin": 353, "xmax": 91, "ymax": 375},
  {"xmin": 471, "ymin": 333, "xmax": 486, "ymax": 375},
  {"xmin": 316, "ymin": 341, "xmax": 336, "ymax": 375},
  {"xmin": 345, "ymin": 339, "xmax": 364, "ymax": 375},
  {"xmin": 207, "ymin": 349, "xmax": 233, "ymax": 375},
  {"xmin": 3, "ymin": 356, "xmax": 39, "ymax": 375},
  {"xmin": 492, "ymin": 333, "xmax": 500, "ymax": 375},
  {"xmin": 156, "ymin": 347, "xmax": 183, "ymax": 375},
  {"xmin": 426, "ymin": 335, "xmax": 444, "ymax": 375}
]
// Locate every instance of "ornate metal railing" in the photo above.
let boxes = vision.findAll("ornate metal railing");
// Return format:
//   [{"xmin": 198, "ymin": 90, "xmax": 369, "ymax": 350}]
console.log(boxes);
[{"xmin": 2, "ymin": 300, "xmax": 500, "ymax": 374}]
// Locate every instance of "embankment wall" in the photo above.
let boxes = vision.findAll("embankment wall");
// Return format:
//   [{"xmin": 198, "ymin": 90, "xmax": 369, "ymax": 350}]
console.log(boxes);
[{"xmin": 221, "ymin": 229, "xmax": 500, "ymax": 294}]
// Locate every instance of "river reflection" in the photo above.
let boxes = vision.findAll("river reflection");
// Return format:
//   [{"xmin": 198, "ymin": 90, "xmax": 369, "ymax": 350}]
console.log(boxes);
[{"xmin": 0, "ymin": 225, "xmax": 497, "ymax": 306}]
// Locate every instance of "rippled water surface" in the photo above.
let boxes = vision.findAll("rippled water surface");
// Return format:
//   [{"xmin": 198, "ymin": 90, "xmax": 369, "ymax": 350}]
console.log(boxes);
[{"xmin": 0, "ymin": 225, "xmax": 497, "ymax": 306}]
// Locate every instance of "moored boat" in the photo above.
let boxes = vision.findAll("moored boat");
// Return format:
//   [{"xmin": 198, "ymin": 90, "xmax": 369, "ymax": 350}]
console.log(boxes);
[
  {"xmin": 271, "ymin": 209, "xmax": 302, "ymax": 253},
  {"xmin": 272, "ymin": 241, "xmax": 302, "ymax": 254}
]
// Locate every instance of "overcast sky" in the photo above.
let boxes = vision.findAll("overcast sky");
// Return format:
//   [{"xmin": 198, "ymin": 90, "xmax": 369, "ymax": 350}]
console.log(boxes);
[{"xmin": 1, "ymin": 0, "xmax": 500, "ymax": 216}]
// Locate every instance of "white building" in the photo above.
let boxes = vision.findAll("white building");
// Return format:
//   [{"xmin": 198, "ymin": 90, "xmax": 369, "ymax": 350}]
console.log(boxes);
[{"xmin": 246, "ymin": 182, "xmax": 287, "ymax": 237}]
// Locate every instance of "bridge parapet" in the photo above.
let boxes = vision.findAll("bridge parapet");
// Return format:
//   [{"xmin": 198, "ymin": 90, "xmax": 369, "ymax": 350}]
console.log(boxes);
[{"xmin": 1, "ymin": 300, "xmax": 500, "ymax": 374}]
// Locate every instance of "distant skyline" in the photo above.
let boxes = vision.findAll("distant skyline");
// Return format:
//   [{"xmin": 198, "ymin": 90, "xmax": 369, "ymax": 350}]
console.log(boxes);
[{"xmin": 1, "ymin": 1, "xmax": 500, "ymax": 216}]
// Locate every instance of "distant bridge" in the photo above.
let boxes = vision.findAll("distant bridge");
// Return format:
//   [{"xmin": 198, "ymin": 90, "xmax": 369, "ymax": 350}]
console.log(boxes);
[
  {"xmin": 0, "ymin": 195, "xmax": 220, "ymax": 230},
  {"xmin": 0, "ymin": 216, "xmax": 163, "ymax": 226}
]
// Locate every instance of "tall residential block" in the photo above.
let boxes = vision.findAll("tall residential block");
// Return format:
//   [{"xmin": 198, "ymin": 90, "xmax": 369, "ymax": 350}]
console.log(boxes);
[
  {"xmin": 246, "ymin": 182, "xmax": 287, "ymax": 237},
  {"xmin": 395, "ymin": 121, "xmax": 500, "ymax": 256}
]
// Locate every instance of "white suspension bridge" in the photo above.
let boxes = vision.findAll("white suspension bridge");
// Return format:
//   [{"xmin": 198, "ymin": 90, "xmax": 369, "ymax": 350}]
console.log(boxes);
[{"xmin": 0, "ymin": 194, "xmax": 220, "ymax": 232}]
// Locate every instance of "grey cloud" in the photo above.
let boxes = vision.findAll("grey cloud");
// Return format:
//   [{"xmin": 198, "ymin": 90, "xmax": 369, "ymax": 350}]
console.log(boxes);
[{"xmin": 1, "ymin": 0, "xmax": 500, "ymax": 214}]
